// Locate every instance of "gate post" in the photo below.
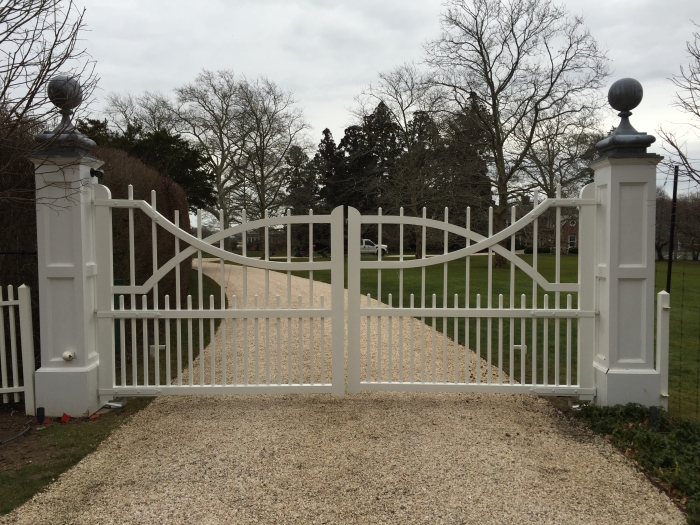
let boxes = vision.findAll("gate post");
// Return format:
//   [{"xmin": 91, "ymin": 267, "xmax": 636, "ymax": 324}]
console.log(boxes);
[
  {"xmin": 330, "ymin": 206, "xmax": 346, "ymax": 395},
  {"xmin": 29, "ymin": 77, "xmax": 103, "ymax": 417},
  {"xmin": 346, "ymin": 207, "xmax": 361, "ymax": 393},
  {"xmin": 590, "ymin": 78, "xmax": 664, "ymax": 407}
]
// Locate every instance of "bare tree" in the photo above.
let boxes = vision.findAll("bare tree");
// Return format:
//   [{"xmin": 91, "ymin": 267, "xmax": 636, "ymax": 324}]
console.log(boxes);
[
  {"xmin": 354, "ymin": 64, "xmax": 444, "ymax": 256},
  {"xmin": 0, "ymin": 0, "xmax": 98, "ymax": 205},
  {"xmin": 658, "ymin": 25, "xmax": 700, "ymax": 181},
  {"xmin": 232, "ymin": 77, "xmax": 308, "ymax": 223},
  {"xmin": 522, "ymin": 109, "xmax": 604, "ymax": 198},
  {"xmin": 353, "ymin": 63, "xmax": 491, "ymax": 256},
  {"xmin": 424, "ymin": 0, "xmax": 609, "ymax": 232},
  {"xmin": 104, "ymin": 91, "xmax": 177, "ymax": 135},
  {"xmin": 354, "ymin": 62, "xmax": 444, "ymax": 144},
  {"xmin": 170, "ymin": 70, "xmax": 250, "ymax": 233}
]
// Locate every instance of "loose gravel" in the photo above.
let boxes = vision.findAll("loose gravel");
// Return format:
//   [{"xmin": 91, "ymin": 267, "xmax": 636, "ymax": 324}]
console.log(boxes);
[{"xmin": 1, "ymin": 262, "xmax": 685, "ymax": 524}]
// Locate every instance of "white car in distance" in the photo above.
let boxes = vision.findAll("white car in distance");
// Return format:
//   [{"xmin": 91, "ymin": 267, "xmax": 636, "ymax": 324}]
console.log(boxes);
[{"xmin": 360, "ymin": 239, "xmax": 388, "ymax": 255}]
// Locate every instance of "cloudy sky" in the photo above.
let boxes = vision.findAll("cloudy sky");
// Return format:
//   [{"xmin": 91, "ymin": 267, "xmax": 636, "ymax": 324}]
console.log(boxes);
[{"xmin": 81, "ymin": 0, "xmax": 700, "ymax": 187}]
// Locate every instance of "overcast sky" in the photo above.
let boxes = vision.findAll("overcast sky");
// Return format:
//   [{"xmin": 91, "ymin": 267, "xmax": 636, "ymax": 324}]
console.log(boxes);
[{"xmin": 81, "ymin": 0, "xmax": 700, "ymax": 188}]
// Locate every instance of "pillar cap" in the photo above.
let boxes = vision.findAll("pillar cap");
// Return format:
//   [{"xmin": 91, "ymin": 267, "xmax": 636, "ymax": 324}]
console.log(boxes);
[
  {"xmin": 595, "ymin": 78, "xmax": 660, "ymax": 160},
  {"xmin": 34, "ymin": 76, "xmax": 96, "ymax": 156}
]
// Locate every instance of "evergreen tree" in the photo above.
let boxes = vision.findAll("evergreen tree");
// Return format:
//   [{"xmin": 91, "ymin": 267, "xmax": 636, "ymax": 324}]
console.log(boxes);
[{"xmin": 78, "ymin": 119, "xmax": 216, "ymax": 212}]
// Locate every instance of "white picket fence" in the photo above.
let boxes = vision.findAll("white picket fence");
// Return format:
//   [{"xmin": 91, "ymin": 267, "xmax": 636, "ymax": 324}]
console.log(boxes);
[{"xmin": 0, "ymin": 285, "xmax": 36, "ymax": 415}]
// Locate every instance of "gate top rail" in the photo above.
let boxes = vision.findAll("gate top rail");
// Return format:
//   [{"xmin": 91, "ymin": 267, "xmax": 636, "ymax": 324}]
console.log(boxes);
[
  {"xmin": 355, "ymin": 197, "xmax": 594, "ymax": 294},
  {"xmin": 95, "ymin": 194, "xmax": 337, "ymax": 296}
]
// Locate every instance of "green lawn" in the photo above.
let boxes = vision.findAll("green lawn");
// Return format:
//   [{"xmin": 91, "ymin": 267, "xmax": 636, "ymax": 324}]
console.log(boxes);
[{"xmin": 661, "ymin": 260, "xmax": 700, "ymax": 420}]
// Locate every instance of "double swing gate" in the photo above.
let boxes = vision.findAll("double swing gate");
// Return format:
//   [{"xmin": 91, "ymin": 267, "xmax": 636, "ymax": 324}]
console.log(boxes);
[{"xmin": 94, "ymin": 182, "xmax": 597, "ymax": 400}]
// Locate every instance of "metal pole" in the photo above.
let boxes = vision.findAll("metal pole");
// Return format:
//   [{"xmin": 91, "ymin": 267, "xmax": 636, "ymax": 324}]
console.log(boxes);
[{"xmin": 666, "ymin": 165, "xmax": 679, "ymax": 293}]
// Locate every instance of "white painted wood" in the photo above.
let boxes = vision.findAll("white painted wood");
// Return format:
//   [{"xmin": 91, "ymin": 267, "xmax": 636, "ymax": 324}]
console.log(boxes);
[
  {"xmin": 346, "ymin": 207, "xmax": 362, "ymax": 393},
  {"xmin": 476, "ymin": 294, "xmax": 481, "ymax": 384},
  {"xmin": 0, "ymin": 285, "xmax": 36, "ymax": 413},
  {"xmin": 591, "ymin": 156, "xmax": 663, "ymax": 407},
  {"xmin": 100, "ymin": 384, "xmax": 335, "ymax": 396},
  {"xmin": 18, "ymin": 285, "xmax": 36, "ymax": 415},
  {"xmin": 520, "ymin": 295, "xmax": 527, "ymax": 385},
  {"xmin": 277, "ymin": 295, "xmax": 283, "ymax": 385},
  {"xmin": 431, "ymin": 294, "xmax": 437, "ymax": 383},
  {"xmin": 187, "ymin": 295, "xmax": 193, "ymax": 386},
  {"xmin": 388, "ymin": 294, "xmax": 393, "ymax": 383},
  {"xmin": 30, "ymin": 153, "xmax": 103, "ymax": 416},
  {"xmin": 142, "ymin": 295, "xmax": 148, "ymax": 387},
  {"xmin": 210, "ymin": 295, "xmax": 216, "ymax": 386},
  {"xmin": 578, "ymin": 183, "xmax": 595, "ymax": 393},
  {"xmin": 165, "ymin": 296, "xmax": 171, "ymax": 384},
  {"xmin": 219, "ymin": 209, "xmax": 226, "ymax": 387},
  {"xmin": 0, "ymin": 288, "xmax": 8, "ymax": 403},
  {"xmin": 656, "ymin": 291, "xmax": 670, "ymax": 409}
]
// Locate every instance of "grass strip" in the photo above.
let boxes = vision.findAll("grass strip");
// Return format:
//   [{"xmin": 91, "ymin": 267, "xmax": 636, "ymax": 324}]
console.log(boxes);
[
  {"xmin": 576, "ymin": 403, "xmax": 700, "ymax": 524},
  {"xmin": 0, "ymin": 397, "xmax": 152, "ymax": 515},
  {"xmin": 0, "ymin": 269, "xmax": 224, "ymax": 515}
]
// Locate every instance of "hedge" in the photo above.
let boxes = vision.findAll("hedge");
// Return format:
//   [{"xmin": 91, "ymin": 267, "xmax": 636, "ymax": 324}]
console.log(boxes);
[{"xmin": 94, "ymin": 146, "xmax": 191, "ymax": 310}]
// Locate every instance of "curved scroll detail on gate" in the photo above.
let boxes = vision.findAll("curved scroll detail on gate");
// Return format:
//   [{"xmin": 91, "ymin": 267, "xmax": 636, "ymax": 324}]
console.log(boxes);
[
  {"xmin": 94, "ymin": 190, "xmax": 337, "ymax": 295},
  {"xmin": 354, "ymin": 196, "xmax": 595, "ymax": 294}
]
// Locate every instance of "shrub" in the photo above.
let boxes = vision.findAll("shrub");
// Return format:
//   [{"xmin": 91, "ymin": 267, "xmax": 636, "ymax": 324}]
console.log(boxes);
[
  {"xmin": 577, "ymin": 404, "xmax": 700, "ymax": 523},
  {"xmin": 94, "ymin": 146, "xmax": 191, "ymax": 308}
]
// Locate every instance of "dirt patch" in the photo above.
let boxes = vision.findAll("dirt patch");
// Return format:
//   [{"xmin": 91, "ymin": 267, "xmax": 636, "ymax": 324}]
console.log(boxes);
[
  {"xmin": 0, "ymin": 402, "xmax": 39, "ymax": 472},
  {"xmin": 0, "ymin": 398, "xmax": 152, "ymax": 515}
]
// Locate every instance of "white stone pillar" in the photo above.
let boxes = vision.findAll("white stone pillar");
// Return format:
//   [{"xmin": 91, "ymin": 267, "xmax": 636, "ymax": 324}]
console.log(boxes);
[
  {"xmin": 29, "ymin": 76, "xmax": 103, "ymax": 417},
  {"xmin": 30, "ymin": 156, "xmax": 103, "ymax": 417},
  {"xmin": 591, "ymin": 78, "xmax": 664, "ymax": 407}
]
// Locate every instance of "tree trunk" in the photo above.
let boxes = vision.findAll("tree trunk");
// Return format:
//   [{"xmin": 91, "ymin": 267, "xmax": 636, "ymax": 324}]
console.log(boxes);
[
  {"xmin": 493, "ymin": 194, "xmax": 509, "ymax": 268},
  {"xmin": 655, "ymin": 242, "xmax": 666, "ymax": 261}
]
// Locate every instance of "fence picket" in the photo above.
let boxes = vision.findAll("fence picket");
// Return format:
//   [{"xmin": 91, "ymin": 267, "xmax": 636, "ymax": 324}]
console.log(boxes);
[{"xmin": 0, "ymin": 287, "xmax": 8, "ymax": 403}]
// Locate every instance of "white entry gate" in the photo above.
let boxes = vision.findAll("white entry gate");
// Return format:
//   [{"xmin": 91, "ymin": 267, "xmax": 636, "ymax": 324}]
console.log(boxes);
[
  {"xmin": 90, "ymin": 181, "xmax": 608, "ymax": 401},
  {"xmin": 93, "ymin": 184, "xmax": 346, "ymax": 399},
  {"xmin": 346, "ymin": 186, "xmax": 597, "ymax": 398}
]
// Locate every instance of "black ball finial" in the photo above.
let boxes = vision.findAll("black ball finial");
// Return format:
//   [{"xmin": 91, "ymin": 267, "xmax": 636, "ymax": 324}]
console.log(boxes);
[
  {"xmin": 34, "ymin": 75, "xmax": 95, "ymax": 153},
  {"xmin": 607, "ymin": 78, "xmax": 643, "ymax": 113},
  {"xmin": 594, "ymin": 77, "xmax": 657, "ymax": 158},
  {"xmin": 47, "ymin": 75, "xmax": 83, "ymax": 113}
]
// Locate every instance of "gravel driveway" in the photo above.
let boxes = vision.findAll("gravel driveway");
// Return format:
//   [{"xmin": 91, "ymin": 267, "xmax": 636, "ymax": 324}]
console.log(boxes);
[{"xmin": 2, "ymin": 262, "xmax": 685, "ymax": 524}]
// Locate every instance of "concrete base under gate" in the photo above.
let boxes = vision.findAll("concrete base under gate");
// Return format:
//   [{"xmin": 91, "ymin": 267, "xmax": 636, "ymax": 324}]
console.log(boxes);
[
  {"xmin": 34, "ymin": 362, "xmax": 101, "ymax": 417},
  {"xmin": 593, "ymin": 364, "xmax": 665, "ymax": 408}
]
